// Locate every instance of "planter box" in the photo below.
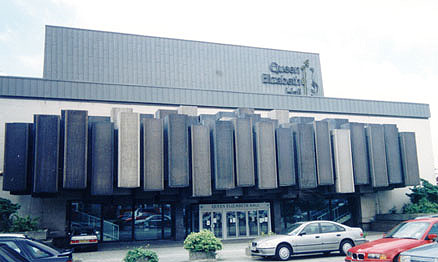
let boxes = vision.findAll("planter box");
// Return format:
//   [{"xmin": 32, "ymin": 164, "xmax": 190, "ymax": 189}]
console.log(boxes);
[
  {"xmin": 189, "ymin": 251, "xmax": 216, "ymax": 260},
  {"xmin": 25, "ymin": 229, "xmax": 48, "ymax": 240}
]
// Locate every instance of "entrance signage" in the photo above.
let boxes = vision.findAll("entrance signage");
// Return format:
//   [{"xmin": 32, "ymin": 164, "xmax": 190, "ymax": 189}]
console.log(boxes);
[{"xmin": 200, "ymin": 202, "xmax": 270, "ymax": 211}]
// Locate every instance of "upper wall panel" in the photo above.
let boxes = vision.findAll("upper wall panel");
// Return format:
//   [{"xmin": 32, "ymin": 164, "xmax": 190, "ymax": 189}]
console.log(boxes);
[
  {"xmin": 0, "ymin": 77, "xmax": 430, "ymax": 119},
  {"xmin": 43, "ymin": 25, "xmax": 324, "ymax": 97}
]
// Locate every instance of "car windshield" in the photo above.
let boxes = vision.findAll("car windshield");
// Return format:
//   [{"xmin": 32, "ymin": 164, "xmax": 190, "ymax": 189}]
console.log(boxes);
[
  {"xmin": 385, "ymin": 221, "xmax": 430, "ymax": 240},
  {"xmin": 286, "ymin": 222, "xmax": 304, "ymax": 235}
]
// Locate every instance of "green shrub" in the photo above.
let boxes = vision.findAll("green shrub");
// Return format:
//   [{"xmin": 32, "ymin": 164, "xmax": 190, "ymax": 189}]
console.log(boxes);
[
  {"xmin": 124, "ymin": 246, "xmax": 159, "ymax": 262},
  {"xmin": 0, "ymin": 198, "xmax": 20, "ymax": 232},
  {"xmin": 183, "ymin": 230, "xmax": 222, "ymax": 253},
  {"xmin": 10, "ymin": 215, "xmax": 39, "ymax": 232},
  {"xmin": 403, "ymin": 179, "xmax": 438, "ymax": 214}
]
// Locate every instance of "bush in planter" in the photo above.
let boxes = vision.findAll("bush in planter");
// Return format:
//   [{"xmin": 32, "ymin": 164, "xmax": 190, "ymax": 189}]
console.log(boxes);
[
  {"xmin": 184, "ymin": 230, "xmax": 222, "ymax": 260},
  {"xmin": 124, "ymin": 246, "xmax": 159, "ymax": 262}
]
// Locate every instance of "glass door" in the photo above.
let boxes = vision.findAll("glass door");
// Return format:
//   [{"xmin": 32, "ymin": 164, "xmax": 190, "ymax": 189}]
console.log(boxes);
[
  {"xmin": 248, "ymin": 211, "xmax": 258, "ymax": 236},
  {"xmin": 202, "ymin": 212, "xmax": 212, "ymax": 231},
  {"xmin": 226, "ymin": 212, "xmax": 237, "ymax": 238},
  {"xmin": 212, "ymin": 212, "xmax": 223, "ymax": 238},
  {"xmin": 237, "ymin": 211, "xmax": 247, "ymax": 237}
]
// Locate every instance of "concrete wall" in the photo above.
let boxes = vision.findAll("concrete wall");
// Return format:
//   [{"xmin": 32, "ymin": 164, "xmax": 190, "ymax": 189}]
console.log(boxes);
[{"xmin": 0, "ymin": 98, "xmax": 435, "ymax": 221}]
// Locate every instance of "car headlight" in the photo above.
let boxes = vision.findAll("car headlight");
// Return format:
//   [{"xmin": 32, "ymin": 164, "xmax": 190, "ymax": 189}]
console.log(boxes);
[
  {"xmin": 399, "ymin": 255, "xmax": 411, "ymax": 262},
  {"xmin": 367, "ymin": 253, "xmax": 387, "ymax": 260},
  {"xmin": 257, "ymin": 240, "xmax": 277, "ymax": 248}
]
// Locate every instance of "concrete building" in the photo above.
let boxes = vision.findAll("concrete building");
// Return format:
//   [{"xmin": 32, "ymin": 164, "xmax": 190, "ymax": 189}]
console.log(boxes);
[{"xmin": 0, "ymin": 25, "xmax": 434, "ymax": 242}]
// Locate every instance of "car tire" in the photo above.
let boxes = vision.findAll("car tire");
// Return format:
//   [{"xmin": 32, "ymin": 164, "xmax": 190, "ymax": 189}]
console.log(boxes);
[
  {"xmin": 339, "ymin": 240, "xmax": 354, "ymax": 256},
  {"xmin": 275, "ymin": 243, "xmax": 292, "ymax": 261}
]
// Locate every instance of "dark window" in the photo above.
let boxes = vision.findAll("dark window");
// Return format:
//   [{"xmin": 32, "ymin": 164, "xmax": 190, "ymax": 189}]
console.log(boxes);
[
  {"xmin": 320, "ymin": 222, "xmax": 342, "ymax": 233},
  {"xmin": 26, "ymin": 244, "xmax": 51, "ymax": 259}
]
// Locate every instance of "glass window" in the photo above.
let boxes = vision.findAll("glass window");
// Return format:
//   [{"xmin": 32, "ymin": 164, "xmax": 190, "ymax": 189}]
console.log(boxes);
[
  {"xmin": 0, "ymin": 242, "xmax": 21, "ymax": 254},
  {"xmin": 301, "ymin": 223, "xmax": 320, "ymax": 235},
  {"xmin": 103, "ymin": 203, "xmax": 132, "ymax": 241},
  {"xmin": 320, "ymin": 222, "xmax": 343, "ymax": 233},
  {"xmin": 386, "ymin": 222, "xmax": 430, "ymax": 240},
  {"xmin": 26, "ymin": 244, "xmax": 50, "ymax": 259},
  {"xmin": 70, "ymin": 202, "xmax": 101, "ymax": 241},
  {"xmin": 428, "ymin": 223, "xmax": 438, "ymax": 235},
  {"xmin": 134, "ymin": 204, "xmax": 162, "ymax": 240}
]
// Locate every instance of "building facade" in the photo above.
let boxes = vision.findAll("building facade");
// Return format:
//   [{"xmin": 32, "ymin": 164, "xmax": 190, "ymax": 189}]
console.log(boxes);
[{"xmin": 0, "ymin": 25, "xmax": 434, "ymax": 242}]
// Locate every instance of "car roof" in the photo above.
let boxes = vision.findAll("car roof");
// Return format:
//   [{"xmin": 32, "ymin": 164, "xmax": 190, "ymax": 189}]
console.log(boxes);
[
  {"xmin": 407, "ymin": 217, "xmax": 438, "ymax": 222},
  {"xmin": 0, "ymin": 234, "xmax": 26, "ymax": 239}
]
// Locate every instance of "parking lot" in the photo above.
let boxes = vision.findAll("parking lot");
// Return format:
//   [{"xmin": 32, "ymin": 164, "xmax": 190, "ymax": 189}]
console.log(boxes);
[{"xmin": 73, "ymin": 232, "xmax": 383, "ymax": 262}]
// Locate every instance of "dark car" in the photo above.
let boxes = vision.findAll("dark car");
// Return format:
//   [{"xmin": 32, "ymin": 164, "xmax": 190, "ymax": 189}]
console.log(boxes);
[
  {"xmin": 68, "ymin": 227, "xmax": 98, "ymax": 251},
  {"xmin": 0, "ymin": 234, "xmax": 72, "ymax": 262},
  {"xmin": 399, "ymin": 235, "xmax": 438, "ymax": 262},
  {"xmin": 0, "ymin": 243, "xmax": 30, "ymax": 262}
]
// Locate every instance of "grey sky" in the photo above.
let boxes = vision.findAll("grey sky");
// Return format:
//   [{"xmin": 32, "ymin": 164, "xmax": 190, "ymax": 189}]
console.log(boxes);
[{"xmin": 1, "ymin": 0, "xmax": 437, "ymax": 167}]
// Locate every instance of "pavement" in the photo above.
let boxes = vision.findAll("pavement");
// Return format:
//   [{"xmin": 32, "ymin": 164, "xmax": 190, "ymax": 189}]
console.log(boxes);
[{"xmin": 73, "ymin": 232, "xmax": 384, "ymax": 262}]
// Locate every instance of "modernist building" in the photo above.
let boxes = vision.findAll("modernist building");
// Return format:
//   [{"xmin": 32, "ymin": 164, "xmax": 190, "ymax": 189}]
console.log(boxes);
[{"xmin": 0, "ymin": 25, "xmax": 434, "ymax": 242}]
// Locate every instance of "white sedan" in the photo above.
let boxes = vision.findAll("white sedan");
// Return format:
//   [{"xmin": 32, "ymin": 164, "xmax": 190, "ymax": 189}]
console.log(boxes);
[{"xmin": 249, "ymin": 220, "xmax": 367, "ymax": 261}]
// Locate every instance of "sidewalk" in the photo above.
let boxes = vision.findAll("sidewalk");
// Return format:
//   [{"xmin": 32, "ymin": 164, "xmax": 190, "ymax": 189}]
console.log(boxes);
[{"xmin": 73, "ymin": 232, "xmax": 384, "ymax": 262}]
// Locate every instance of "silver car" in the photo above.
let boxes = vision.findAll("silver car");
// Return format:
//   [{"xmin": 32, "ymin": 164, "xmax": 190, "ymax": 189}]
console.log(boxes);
[{"xmin": 249, "ymin": 220, "xmax": 367, "ymax": 261}]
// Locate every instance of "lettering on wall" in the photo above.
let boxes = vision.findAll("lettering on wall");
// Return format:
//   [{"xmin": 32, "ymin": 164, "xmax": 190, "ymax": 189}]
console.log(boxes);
[{"xmin": 262, "ymin": 60, "xmax": 320, "ymax": 96}]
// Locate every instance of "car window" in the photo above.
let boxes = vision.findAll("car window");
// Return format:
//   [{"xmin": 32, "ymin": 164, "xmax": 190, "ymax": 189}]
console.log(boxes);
[
  {"xmin": 301, "ymin": 223, "xmax": 320, "ymax": 235},
  {"xmin": 26, "ymin": 244, "xmax": 51, "ymax": 259},
  {"xmin": 428, "ymin": 223, "xmax": 438, "ymax": 235},
  {"xmin": 320, "ymin": 222, "xmax": 344, "ymax": 233},
  {"xmin": 0, "ymin": 242, "xmax": 21, "ymax": 254},
  {"xmin": 386, "ymin": 221, "xmax": 430, "ymax": 239}
]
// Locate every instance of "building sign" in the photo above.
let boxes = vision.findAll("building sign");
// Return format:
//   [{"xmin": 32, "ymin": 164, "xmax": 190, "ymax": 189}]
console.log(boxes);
[
  {"xmin": 199, "ymin": 202, "xmax": 270, "ymax": 211},
  {"xmin": 262, "ymin": 60, "xmax": 320, "ymax": 96}
]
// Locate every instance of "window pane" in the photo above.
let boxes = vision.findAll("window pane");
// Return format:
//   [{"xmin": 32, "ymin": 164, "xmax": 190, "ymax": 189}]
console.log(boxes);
[
  {"xmin": 103, "ymin": 203, "xmax": 132, "ymax": 241},
  {"xmin": 302, "ymin": 223, "xmax": 320, "ymax": 235},
  {"xmin": 134, "ymin": 204, "xmax": 162, "ymax": 240},
  {"xmin": 27, "ymin": 245, "xmax": 50, "ymax": 258},
  {"xmin": 70, "ymin": 202, "xmax": 101, "ymax": 241},
  {"xmin": 163, "ymin": 204, "xmax": 172, "ymax": 239}
]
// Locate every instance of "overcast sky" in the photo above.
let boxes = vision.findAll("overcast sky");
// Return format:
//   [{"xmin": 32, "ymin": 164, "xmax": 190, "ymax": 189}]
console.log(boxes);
[{"xmin": 1, "ymin": 0, "xmax": 437, "ymax": 167}]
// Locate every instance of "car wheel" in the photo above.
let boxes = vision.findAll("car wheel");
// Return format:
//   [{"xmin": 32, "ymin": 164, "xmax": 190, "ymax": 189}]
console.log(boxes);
[
  {"xmin": 275, "ymin": 243, "xmax": 292, "ymax": 261},
  {"xmin": 339, "ymin": 240, "xmax": 354, "ymax": 256}
]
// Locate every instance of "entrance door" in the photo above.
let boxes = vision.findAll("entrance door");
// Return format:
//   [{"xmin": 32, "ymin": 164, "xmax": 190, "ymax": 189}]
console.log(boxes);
[
  {"xmin": 199, "ymin": 203, "xmax": 271, "ymax": 239},
  {"xmin": 226, "ymin": 212, "xmax": 237, "ymax": 238}
]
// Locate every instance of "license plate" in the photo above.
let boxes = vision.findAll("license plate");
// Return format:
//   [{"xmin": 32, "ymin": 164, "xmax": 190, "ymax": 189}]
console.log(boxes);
[
  {"xmin": 79, "ymin": 240, "xmax": 90, "ymax": 243},
  {"xmin": 251, "ymin": 246, "xmax": 257, "ymax": 251}
]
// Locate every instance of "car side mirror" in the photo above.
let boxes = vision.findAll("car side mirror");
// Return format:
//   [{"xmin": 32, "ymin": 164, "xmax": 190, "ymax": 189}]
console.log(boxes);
[
  {"xmin": 299, "ymin": 232, "xmax": 307, "ymax": 236},
  {"xmin": 427, "ymin": 234, "xmax": 437, "ymax": 241}
]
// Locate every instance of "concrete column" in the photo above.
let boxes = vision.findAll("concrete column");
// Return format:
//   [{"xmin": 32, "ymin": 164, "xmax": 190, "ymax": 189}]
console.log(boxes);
[
  {"xmin": 61, "ymin": 110, "xmax": 88, "ymax": 189},
  {"xmin": 313, "ymin": 121, "xmax": 334, "ymax": 186},
  {"xmin": 33, "ymin": 115, "xmax": 60, "ymax": 194},
  {"xmin": 117, "ymin": 111, "xmax": 140, "ymax": 188},
  {"xmin": 399, "ymin": 132, "xmax": 420, "ymax": 186},
  {"xmin": 331, "ymin": 129, "xmax": 355, "ymax": 193},
  {"xmin": 191, "ymin": 125, "xmax": 212, "ymax": 196},
  {"xmin": 178, "ymin": 106, "xmax": 198, "ymax": 116},
  {"xmin": 341, "ymin": 123, "xmax": 370, "ymax": 185},
  {"xmin": 383, "ymin": 124, "xmax": 403, "ymax": 185},
  {"xmin": 268, "ymin": 110, "xmax": 289, "ymax": 125},
  {"xmin": 254, "ymin": 121, "xmax": 278, "ymax": 189},
  {"xmin": 3, "ymin": 123, "xmax": 31, "ymax": 193},
  {"xmin": 366, "ymin": 124, "xmax": 389, "ymax": 188}
]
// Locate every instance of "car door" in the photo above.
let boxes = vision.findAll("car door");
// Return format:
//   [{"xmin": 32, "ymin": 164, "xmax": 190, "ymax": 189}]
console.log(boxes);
[
  {"xmin": 320, "ymin": 222, "xmax": 345, "ymax": 251},
  {"xmin": 293, "ymin": 222, "xmax": 324, "ymax": 253}
]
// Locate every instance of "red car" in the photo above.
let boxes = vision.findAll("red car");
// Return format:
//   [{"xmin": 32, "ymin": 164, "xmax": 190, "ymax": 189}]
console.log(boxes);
[{"xmin": 345, "ymin": 217, "xmax": 438, "ymax": 262}]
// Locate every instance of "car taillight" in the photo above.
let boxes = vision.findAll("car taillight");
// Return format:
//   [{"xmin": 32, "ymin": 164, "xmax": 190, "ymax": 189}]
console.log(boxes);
[
  {"xmin": 360, "ymin": 233, "xmax": 364, "ymax": 237},
  {"xmin": 90, "ymin": 239, "xmax": 98, "ymax": 243},
  {"xmin": 70, "ymin": 240, "xmax": 79, "ymax": 244}
]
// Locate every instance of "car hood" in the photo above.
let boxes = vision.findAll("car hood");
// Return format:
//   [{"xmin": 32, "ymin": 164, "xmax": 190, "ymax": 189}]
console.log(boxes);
[
  {"xmin": 401, "ymin": 242, "xmax": 438, "ymax": 257},
  {"xmin": 350, "ymin": 238, "xmax": 426, "ymax": 254},
  {"xmin": 253, "ymin": 234, "xmax": 290, "ymax": 243}
]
